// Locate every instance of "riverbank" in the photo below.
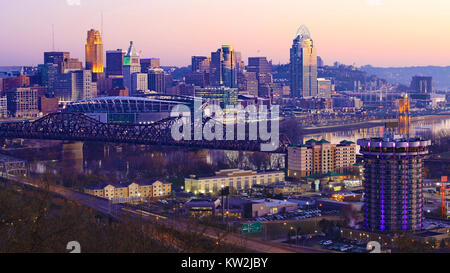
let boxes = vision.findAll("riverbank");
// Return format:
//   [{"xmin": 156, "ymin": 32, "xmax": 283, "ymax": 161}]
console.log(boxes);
[{"xmin": 301, "ymin": 113, "xmax": 450, "ymax": 134}]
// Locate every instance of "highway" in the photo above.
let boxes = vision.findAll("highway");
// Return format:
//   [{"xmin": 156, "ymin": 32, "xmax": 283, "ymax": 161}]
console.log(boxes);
[{"xmin": 2, "ymin": 173, "xmax": 326, "ymax": 253}]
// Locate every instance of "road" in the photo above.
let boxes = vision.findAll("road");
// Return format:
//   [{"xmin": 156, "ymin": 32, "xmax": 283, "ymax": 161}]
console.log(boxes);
[{"xmin": 2, "ymin": 173, "xmax": 326, "ymax": 253}]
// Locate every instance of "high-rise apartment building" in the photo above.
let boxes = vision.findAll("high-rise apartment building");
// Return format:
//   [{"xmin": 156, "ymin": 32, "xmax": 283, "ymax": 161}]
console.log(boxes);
[
  {"xmin": 357, "ymin": 136, "xmax": 431, "ymax": 232},
  {"xmin": 210, "ymin": 45, "xmax": 238, "ymax": 88},
  {"xmin": 290, "ymin": 25, "xmax": 318, "ymax": 98},
  {"xmin": 147, "ymin": 68, "xmax": 165, "ymax": 93},
  {"xmin": 6, "ymin": 87, "xmax": 39, "ymax": 118},
  {"xmin": 287, "ymin": 139, "xmax": 356, "ymax": 178},
  {"xmin": 123, "ymin": 41, "xmax": 141, "ymax": 92},
  {"xmin": 106, "ymin": 49, "xmax": 126, "ymax": 77},
  {"xmin": 53, "ymin": 70, "xmax": 96, "ymax": 102},
  {"xmin": 85, "ymin": 29, "xmax": 104, "ymax": 73}
]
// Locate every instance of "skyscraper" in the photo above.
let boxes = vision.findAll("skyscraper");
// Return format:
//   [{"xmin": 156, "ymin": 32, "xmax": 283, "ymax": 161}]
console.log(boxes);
[
  {"xmin": 210, "ymin": 45, "xmax": 238, "ymax": 88},
  {"xmin": 106, "ymin": 49, "xmax": 126, "ymax": 77},
  {"xmin": 6, "ymin": 87, "xmax": 39, "ymax": 118},
  {"xmin": 147, "ymin": 68, "xmax": 165, "ymax": 93},
  {"xmin": 131, "ymin": 73, "xmax": 148, "ymax": 95},
  {"xmin": 357, "ymin": 136, "xmax": 431, "ymax": 232},
  {"xmin": 85, "ymin": 29, "xmax": 104, "ymax": 73},
  {"xmin": 290, "ymin": 25, "xmax": 318, "ymax": 98},
  {"xmin": 248, "ymin": 57, "xmax": 273, "ymax": 97},
  {"xmin": 237, "ymin": 71, "xmax": 258, "ymax": 97},
  {"xmin": 53, "ymin": 70, "xmax": 96, "ymax": 102},
  {"xmin": 44, "ymin": 52, "xmax": 70, "ymax": 73},
  {"xmin": 191, "ymin": 56, "xmax": 210, "ymax": 73},
  {"xmin": 123, "ymin": 41, "xmax": 141, "ymax": 92}
]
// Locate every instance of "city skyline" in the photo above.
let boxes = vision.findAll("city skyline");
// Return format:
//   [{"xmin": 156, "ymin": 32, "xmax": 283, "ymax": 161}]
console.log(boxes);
[{"xmin": 1, "ymin": 0, "xmax": 450, "ymax": 68}]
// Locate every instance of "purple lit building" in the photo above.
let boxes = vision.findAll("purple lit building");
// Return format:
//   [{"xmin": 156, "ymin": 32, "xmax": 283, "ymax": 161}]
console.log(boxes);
[{"xmin": 357, "ymin": 136, "xmax": 431, "ymax": 232}]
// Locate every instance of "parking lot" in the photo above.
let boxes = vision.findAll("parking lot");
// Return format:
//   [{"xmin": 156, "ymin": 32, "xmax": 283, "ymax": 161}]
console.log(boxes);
[
  {"xmin": 250, "ymin": 208, "xmax": 340, "ymax": 223},
  {"xmin": 284, "ymin": 234, "xmax": 370, "ymax": 253}
]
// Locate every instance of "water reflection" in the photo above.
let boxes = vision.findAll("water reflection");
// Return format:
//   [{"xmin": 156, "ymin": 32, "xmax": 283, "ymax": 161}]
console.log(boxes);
[
  {"xmin": 303, "ymin": 116, "xmax": 450, "ymax": 152},
  {"xmin": 8, "ymin": 116, "xmax": 450, "ymax": 181}
]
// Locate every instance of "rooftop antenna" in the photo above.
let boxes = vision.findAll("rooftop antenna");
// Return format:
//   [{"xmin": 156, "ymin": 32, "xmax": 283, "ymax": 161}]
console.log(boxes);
[
  {"xmin": 101, "ymin": 11, "xmax": 103, "ymax": 36},
  {"xmin": 52, "ymin": 24, "xmax": 55, "ymax": 51}
]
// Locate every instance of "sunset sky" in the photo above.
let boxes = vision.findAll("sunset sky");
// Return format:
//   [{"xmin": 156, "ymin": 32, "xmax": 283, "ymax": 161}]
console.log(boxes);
[{"xmin": 1, "ymin": 0, "xmax": 449, "ymax": 67}]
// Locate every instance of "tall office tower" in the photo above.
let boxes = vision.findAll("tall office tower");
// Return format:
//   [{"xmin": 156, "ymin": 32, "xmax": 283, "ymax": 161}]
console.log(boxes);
[
  {"xmin": 317, "ymin": 78, "xmax": 332, "ymax": 98},
  {"xmin": 398, "ymin": 93, "xmax": 411, "ymax": 137},
  {"xmin": 287, "ymin": 139, "xmax": 356, "ymax": 179},
  {"xmin": 85, "ymin": 29, "xmax": 104, "ymax": 73},
  {"xmin": 191, "ymin": 56, "xmax": 210, "ymax": 72},
  {"xmin": 248, "ymin": 57, "xmax": 273, "ymax": 97},
  {"xmin": 44, "ymin": 52, "xmax": 70, "ymax": 73},
  {"xmin": 290, "ymin": 25, "xmax": 318, "ymax": 98},
  {"xmin": 237, "ymin": 71, "xmax": 258, "ymax": 97},
  {"xmin": 123, "ymin": 41, "xmax": 141, "ymax": 92},
  {"xmin": 410, "ymin": 76, "xmax": 432, "ymax": 93},
  {"xmin": 54, "ymin": 70, "xmax": 96, "ymax": 102},
  {"xmin": 357, "ymin": 136, "xmax": 431, "ymax": 232},
  {"xmin": 6, "ymin": 87, "xmax": 39, "ymax": 118},
  {"xmin": 210, "ymin": 45, "xmax": 238, "ymax": 88},
  {"xmin": 106, "ymin": 49, "xmax": 126, "ymax": 77},
  {"xmin": 140, "ymin": 58, "xmax": 160, "ymax": 73},
  {"xmin": 147, "ymin": 68, "xmax": 165, "ymax": 93},
  {"xmin": 131, "ymin": 73, "xmax": 148, "ymax": 95}
]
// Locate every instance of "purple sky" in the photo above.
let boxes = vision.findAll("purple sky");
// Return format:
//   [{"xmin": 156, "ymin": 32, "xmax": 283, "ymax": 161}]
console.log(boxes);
[{"xmin": 0, "ymin": 0, "xmax": 449, "ymax": 67}]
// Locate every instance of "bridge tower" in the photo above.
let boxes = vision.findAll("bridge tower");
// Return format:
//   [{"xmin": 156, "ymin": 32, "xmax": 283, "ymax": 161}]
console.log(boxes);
[{"xmin": 398, "ymin": 93, "xmax": 411, "ymax": 137}]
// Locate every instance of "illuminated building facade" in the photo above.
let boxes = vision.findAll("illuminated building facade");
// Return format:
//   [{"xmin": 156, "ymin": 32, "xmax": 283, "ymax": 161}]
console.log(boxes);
[
  {"xmin": 357, "ymin": 136, "xmax": 431, "ymax": 232},
  {"xmin": 287, "ymin": 139, "xmax": 356, "ymax": 178},
  {"xmin": 185, "ymin": 169, "xmax": 285, "ymax": 195},
  {"xmin": 85, "ymin": 29, "xmax": 104, "ymax": 73},
  {"xmin": 398, "ymin": 93, "xmax": 411, "ymax": 137},
  {"xmin": 195, "ymin": 86, "xmax": 238, "ymax": 107},
  {"xmin": 84, "ymin": 180, "xmax": 172, "ymax": 200},
  {"xmin": 290, "ymin": 25, "xmax": 318, "ymax": 98},
  {"xmin": 210, "ymin": 45, "xmax": 238, "ymax": 88}
]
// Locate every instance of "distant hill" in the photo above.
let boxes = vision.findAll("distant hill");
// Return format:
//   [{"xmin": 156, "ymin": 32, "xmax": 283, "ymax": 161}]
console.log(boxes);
[{"xmin": 360, "ymin": 65, "xmax": 450, "ymax": 91}]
